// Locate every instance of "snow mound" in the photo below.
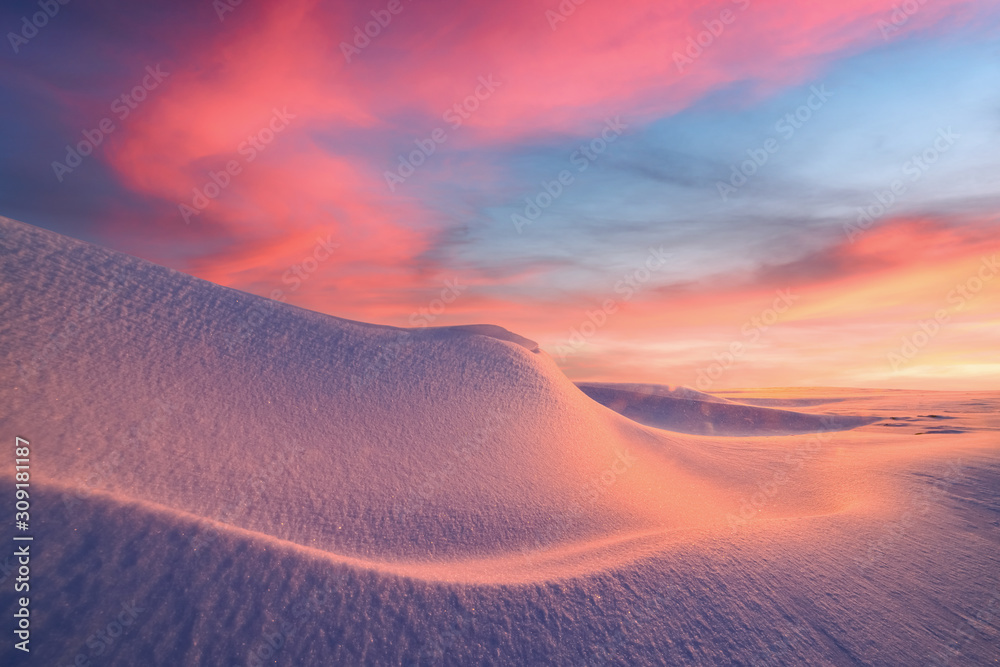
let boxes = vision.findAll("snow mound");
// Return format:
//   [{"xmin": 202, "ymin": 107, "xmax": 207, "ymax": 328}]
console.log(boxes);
[
  {"xmin": 3, "ymin": 217, "xmax": 999, "ymax": 665},
  {"xmin": 0, "ymin": 216, "xmax": 748, "ymax": 571},
  {"xmin": 577, "ymin": 383, "xmax": 878, "ymax": 436}
]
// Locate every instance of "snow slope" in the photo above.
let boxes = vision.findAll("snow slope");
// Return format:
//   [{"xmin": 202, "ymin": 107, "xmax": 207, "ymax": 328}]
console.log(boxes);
[
  {"xmin": 1, "ymin": 217, "xmax": 998, "ymax": 665},
  {"xmin": 577, "ymin": 382, "xmax": 878, "ymax": 436}
]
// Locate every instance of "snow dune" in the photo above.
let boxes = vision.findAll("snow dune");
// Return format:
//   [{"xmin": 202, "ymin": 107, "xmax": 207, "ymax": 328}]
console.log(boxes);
[
  {"xmin": 0, "ymin": 216, "xmax": 848, "ymax": 567},
  {"xmin": 1, "ymin": 216, "xmax": 998, "ymax": 665},
  {"xmin": 577, "ymin": 382, "xmax": 879, "ymax": 436}
]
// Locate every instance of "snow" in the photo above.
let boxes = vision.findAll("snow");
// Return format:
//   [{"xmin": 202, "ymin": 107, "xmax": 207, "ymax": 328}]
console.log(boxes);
[{"xmin": 1, "ymin": 216, "xmax": 998, "ymax": 665}]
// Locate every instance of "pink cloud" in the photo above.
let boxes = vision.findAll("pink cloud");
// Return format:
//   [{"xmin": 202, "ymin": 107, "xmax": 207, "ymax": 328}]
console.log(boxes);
[{"xmin": 86, "ymin": 0, "xmax": 994, "ymax": 388}]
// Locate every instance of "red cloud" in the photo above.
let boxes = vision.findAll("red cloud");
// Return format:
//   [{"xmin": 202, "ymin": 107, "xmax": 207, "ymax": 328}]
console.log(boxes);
[{"xmin": 92, "ymin": 0, "xmax": 992, "ymax": 391}]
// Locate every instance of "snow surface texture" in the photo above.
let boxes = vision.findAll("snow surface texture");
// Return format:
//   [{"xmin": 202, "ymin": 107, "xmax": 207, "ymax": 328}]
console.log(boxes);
[{"xmin": 0, "ymin": 216, "xmax": 998, "ymax": 665}]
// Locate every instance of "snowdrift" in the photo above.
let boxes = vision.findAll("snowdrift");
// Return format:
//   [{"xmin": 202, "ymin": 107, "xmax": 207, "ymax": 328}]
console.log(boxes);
[
  {"xmin": 2, "ymin": 216, "xmax": 997, "ymax": 666},
  {"xmin": 578, "ymin": 382, "xmax": 878, "ymax": 436}
]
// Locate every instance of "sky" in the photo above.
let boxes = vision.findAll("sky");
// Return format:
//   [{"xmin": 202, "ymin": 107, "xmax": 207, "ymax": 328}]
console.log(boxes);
[{"xmin": 1, "ymin": 0, "xmax": 998, "ymax": 390}]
